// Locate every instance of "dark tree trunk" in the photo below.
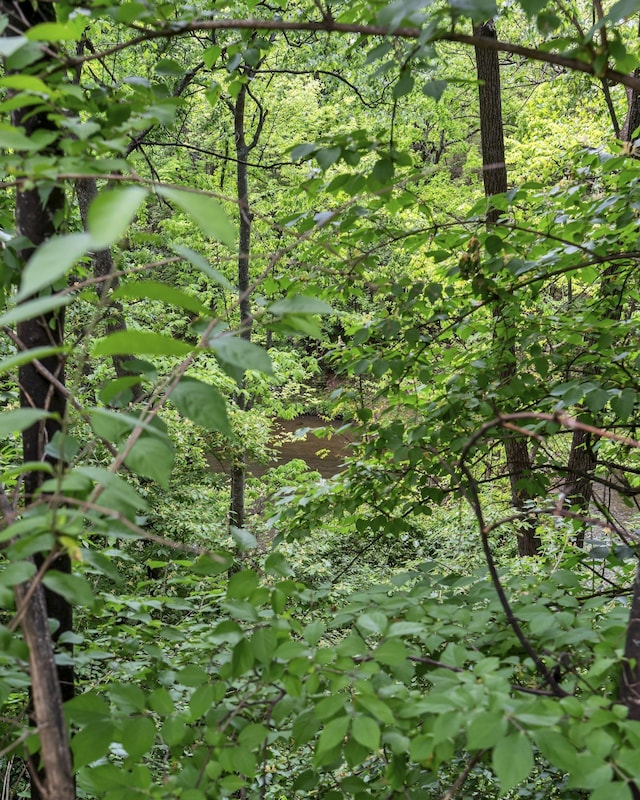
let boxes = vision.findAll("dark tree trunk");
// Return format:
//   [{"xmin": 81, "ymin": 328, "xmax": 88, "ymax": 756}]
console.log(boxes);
[
  {"xmin": 473, "ymin": 20, "xmax": 540, "ymax": 556},
  {"xmin": 14, "ymin": 578, "xmax": 75, "ymax": 800},
  {"xmin": 621, "ymin": 17, "xmax": 640, "ymax": 144},
  {"xmin": 229, "ymin": 83, "xmax": 254, "ymax": 529},
  {"xmin": 562, "ymin": 428, "xmax": 595, "ymax": 547},
  {"xmin": 563, "ymin": 265, "xmax": 620, "ymax": 544},
  {"xmin": 620, "ymin": 564, "xmax": 640, "ymax": 800},
  {"xmin": 7, "ymin": 2, "xmax": 75, "ymax": 797},
  {"xmin": 474, "ymin": 20, "xmax": 507, "ymax": 213}
]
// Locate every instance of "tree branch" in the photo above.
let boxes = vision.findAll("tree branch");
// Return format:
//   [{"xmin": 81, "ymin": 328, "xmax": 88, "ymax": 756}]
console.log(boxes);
[{"xmin": 57, "ymin": 20, "xmax": 640, "ymax": 91}]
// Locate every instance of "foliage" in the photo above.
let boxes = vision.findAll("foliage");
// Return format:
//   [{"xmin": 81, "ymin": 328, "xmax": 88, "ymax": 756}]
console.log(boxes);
[{"xmin": 3, "ymin": 1, "xmax": 640, "ymax": 799}]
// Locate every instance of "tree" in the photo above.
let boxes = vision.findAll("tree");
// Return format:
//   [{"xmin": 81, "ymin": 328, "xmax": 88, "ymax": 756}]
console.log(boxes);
[
  {"xmin": 473, "ymin": 17, "xmax": 540, "ymax": 556},
  {"xmin": 5, "ymin": 2, "xmax": 640, "ymax": 799}
]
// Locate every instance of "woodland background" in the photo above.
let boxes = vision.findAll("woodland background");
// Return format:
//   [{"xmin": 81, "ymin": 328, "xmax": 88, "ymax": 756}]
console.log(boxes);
[{"xmin": 2, "ymin": 0, "xmax": 640, "ymax": 798}]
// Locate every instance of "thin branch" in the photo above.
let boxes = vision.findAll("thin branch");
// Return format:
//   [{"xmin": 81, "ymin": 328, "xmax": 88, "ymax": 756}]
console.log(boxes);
[
  {"xmin": 53, "ymin": 19, "xmax": 640, "ymax": 92},
  {"xmin": 257, "ymin": 67, "xmax": 388, "ymax": 108},
  {"xmin": 438, "ymin": 750, "xmax": 486, "ymax": 800}
]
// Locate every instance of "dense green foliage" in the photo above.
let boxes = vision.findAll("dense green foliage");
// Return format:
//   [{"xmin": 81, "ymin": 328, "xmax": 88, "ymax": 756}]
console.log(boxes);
[{"xmin": 3, "ymin": 1, "xmax": 640, "ymax": 798}]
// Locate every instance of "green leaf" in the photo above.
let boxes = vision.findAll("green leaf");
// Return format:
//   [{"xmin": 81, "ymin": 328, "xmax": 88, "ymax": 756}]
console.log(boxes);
[
  {"xmin": 293, "ymin": 711, "xmax": 321, "ymax": 745},
  {"xmin": 0, "ymin": 294, "xmax": 72, "ymax": 327},
  {"xmin": 124, "ymin": 434, "xmax": 174, "ymax": 488},
  {"xmin": 93, "ymin": 331, "xmax": 193, "ymax": 358},
  {"xmin": 355, "ymin": 695, "xmax": 395, "ymax": 725},
  {"xmin": 42, "ymin": 571, "xmax": 95, "ymax": 607},
  {"xmin": 155, "ymin": 58, "xmax": 184, "ymax": 76},
  {"xmin": 238, "ymin": 723, "xmax": 269, "ymax": 749},
  {"xmin": 590, "ymin": 784, "xmax": 633, "ymax": 800},
  {"xmin": 149, "ymin": 687, "xmax": 174, "ymax": 715},
  {"xmin": 177, "ymin": 665, "xmax": 208, "ymax": 687},
  {"xmin": 423, "ymin": 80, "xmax": 448, "ymax": 101},
  {"xmin": 316, "ymin": 147, "xmax": 341, "ymax": 170},
  {"xmin": 25, "ymin": 21, "xmax": 83, "ymax": 42},
  {"xmin": 535, "ymin": 729, "xmax": 579, "ymax": 772},
  {"xmin": 87, "ymin": 186, "xmax": 147, "ymax": 249},
  {"xmin": 356, "ymin": 611, "xmax": 388, "ymax": 636},
  {"xmin": 0, "ymin": 37, "xmax": 28, "ymax": 58},
  {"xmin": 170, "ymin": 377, "xmax": 231, "ymax": 435},
  {"xmin": 290, "ymin": 142, "xmax": 317, "ymax": 162},
  {"xmin": 393, "ymin": 72, "xmax": 414, "ymax": 99},
  {"xmin": 0, "ymin": 123, "xmax": 39, "ymax": 151},
  {"xmin": 365, "ymin": 41, "xmax": 393, "ymax": 63},
  {"xmin": 303, "ymin": 620, "xmax": 326, "ymax": 646},
  {"xmin": 232, "ymin": 637, "xmax": 255, "ymax": 675},
  {"xmin": 0, "ymin": 346, "xmax": 68, "ymax": 377},
  {"xmin": 88, "ymin": 408, "xmax": 165, "ymax": 443},
  {"xmin": 157, "ymin": 187, "xmax": 235, "ymax": 248},
  {"xmin": 450, "ymin": 0, "xmax": 498, "ymax": 18},
  {"xmin": 76, "ymin": 466, "xmax": 147, "ymax": 519},
  {"xmin": 230, "ymin": 526, "xmax": 258, "ymax": 551},
  {"xmin": 209, "ymin": 335, "xmax": 273, "ymax": 383},
  {"xmin": 171, "ymin": 244, "xmax": 233, "ymax": 289},
  {"xmin": 268, "ymin": 296, "xmax": 334, "ymax": 315},
  {"xmin": 0, "ymin": 561, "xmax": 36, "ymax": 588},
  {"xmin": 519, "ymin": 0, "xmax": 550, "ymax": 15},
  {"xmin": 467, "ymin": 711, "xmax": 508, "ymax": 750},
  {"xmin": 373, "ymin": 639, "xmax": 408, "ymax": 665},
  {"xmin": 99, "ymin": 376, "xmax": 143, "ymax": 407},
  {"xmin": 372, "ymin": 158, "xmax": 394, "ymax": 184},
  {"xmin": 352, "ymin": 715, "xmax": 380, "ymax": 751},
  {"xmin": 72, "ymin": 721, "xmax": 115, "ymax": 769},
  {"xmin": 0, "ymin": 75, "xmax": 51, "ymax": 94},
  {"xmin": 315, "ymin": 715, "xmax": 349, "ymax": 763},
  {"xmin": 162, "ymin": 716, "xmax": 188, "ymax": 746},
  {"xmin": 0, "ymin": 409, "xmax": 53, "ymax": 438},
  {"xmin": 112, "ymin": 280, "xmax": 210, "ymax": 316},
  {"xmin": 17, "ymin": 233, "xmax": 92, "ymax": 300},
  {"xmin": 611, "ymin": 389, "xmax": 635, "ymax": 422},
  {"xmin": 189, "ymin": 684, "xmax": 215, "ymax": 720},
  {"xmin": 492, "ymin": 732, "xmax": 533, "ymax": 794},
  {"xmin": 203, "ymin": 45, "xmax": 221, "ymax": 68},
  {"xmin": 120, "ymin": 716, "xmax": 156, "ymax": 760},
  {"xmin": 227, "ymin": 570, "xmax": 259, "ymax": 600},
  {"xmin": 605, "ymin": 0, "xmax": 640, "ymax": 24}
]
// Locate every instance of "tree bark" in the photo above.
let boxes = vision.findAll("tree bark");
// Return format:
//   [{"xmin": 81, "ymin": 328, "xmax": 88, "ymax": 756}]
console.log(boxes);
[
  {"xmin": 229, "ymin": 81, "xmax": 256, "ymax": 529},
  {"xmin": 6, "ymin": 2, "xmax": 76, "ymax": 797},
  {"xmin": 621, "ymin": 18, "xmax": 640, "ymax": 144},
  {"xmin": 620, "ymin": 563, "xmax": 640, "ymax": 800},
  {"xmin": 226, "ymin": 56, "xmax": 269, "ymax": 527},
  {"xmin": 14, "ymin": 578, "xmax": 74, "ymax": 800},
  {"xmin": 562, "ymin": 428, "xmax": 595, "ymax": 547},
  {"xmin": 473, "ymin": 20, "xmax": 540, "ymax": 556}
]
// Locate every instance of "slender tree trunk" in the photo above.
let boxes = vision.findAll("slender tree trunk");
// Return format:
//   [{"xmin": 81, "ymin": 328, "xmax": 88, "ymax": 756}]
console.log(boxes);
[
  {"xmin": 229, "ymin": 83, "xmax": 254, "ymax": 529},
  {"xmin": 473, "ymin": 20, "xmax": 540, "ymax": 556},
  {"xmin": 620, "ymin": 564, "xmax": 640, "ymax": 800},
  {"xmin": 563, "ymin": 265, "xmax": 620, "ymax": 543}
]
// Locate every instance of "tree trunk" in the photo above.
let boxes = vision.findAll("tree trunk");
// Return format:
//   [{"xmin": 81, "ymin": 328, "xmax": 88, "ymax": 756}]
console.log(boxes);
[
  {"xmin": 229, "ymin": 83, "xmax": 254, "ymax": 529},
  {"xmin": 473, "ymin": 20, "xmax": 540, "ymax": 556},
  {"xmin": 562, "ymin": 428, "xmax": 595, "ymax": 547},
  {"xmin": 14, "ymin": 578, "xmax": 75, "ymax": 800},
  {"xmin": 621, "ymin": 17, "xmax": 640, "ymax": 144},
  {"xmin": 620, "ymin": 563, "xmax": 640, "ymax": 800},
  {"xmin": 7, "ymin": 2, "xmax": 76, "ymax": 797}
]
